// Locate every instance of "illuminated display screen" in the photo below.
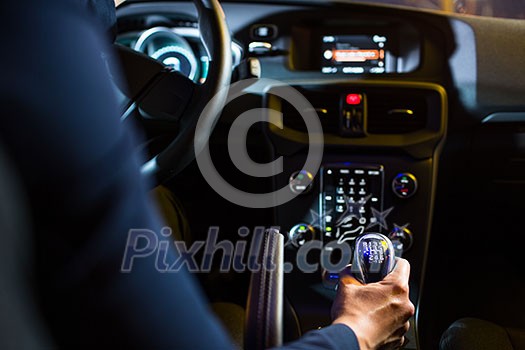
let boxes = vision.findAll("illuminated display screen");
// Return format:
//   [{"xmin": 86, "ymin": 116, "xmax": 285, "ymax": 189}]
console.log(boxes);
[{"xmin": 321, "ymin": 34, "xmax": 387, "ymax": 74}]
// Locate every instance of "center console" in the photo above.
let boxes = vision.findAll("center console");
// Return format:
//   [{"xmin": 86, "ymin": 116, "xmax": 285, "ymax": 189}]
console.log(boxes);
[
  {"xmin": 264, "ymin": 81, "xmax": 447, "ymax": 349},
  {"xmin": 319, "ymin": 163, "xmax": 385, "ymax": 245}
]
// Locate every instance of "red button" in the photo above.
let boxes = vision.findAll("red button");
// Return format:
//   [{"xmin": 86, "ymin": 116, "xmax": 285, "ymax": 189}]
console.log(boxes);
[{"xmin": 346, "ymin": 94, "xmax": 362, "ymax": 105}]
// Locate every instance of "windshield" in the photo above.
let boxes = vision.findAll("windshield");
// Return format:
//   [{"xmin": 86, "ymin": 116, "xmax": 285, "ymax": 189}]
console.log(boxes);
[
  {"xmin": 116, "ymin": 0, "xmax": 524, "ymax": 19},
  {"xmin": 356, "ymin": 0, "xmax": 525, "ymax": 19}
]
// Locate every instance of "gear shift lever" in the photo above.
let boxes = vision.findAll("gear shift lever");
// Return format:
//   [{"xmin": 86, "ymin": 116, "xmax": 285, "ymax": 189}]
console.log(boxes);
[
  {"xmin": 322, "ymin": 233, "xmax": 397, "ymax": 289},
  {"xmin": 350, "ymin": 233, "xmax": 396, "ymax": 284}
]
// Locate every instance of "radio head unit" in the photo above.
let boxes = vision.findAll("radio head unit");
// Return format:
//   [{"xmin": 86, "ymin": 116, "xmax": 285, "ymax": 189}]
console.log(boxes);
[
  {"xmin": 321, "ymin": 34, "xmax": 389, "ymax": 74},
  {"xmin": 290, "ymin": 22, "xmax": 420, "ymax": 74}
]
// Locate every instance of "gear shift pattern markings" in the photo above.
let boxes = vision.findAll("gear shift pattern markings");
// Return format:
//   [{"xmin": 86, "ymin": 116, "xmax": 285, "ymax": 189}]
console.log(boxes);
[{"xmin": 351, "ymin": 233, "xmax": 396, "ymax": 284}]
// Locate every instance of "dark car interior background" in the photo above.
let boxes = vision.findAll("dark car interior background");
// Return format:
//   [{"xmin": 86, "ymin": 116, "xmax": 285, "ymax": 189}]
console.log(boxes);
[{"xmin": 83, "ymin": 0, "xmax": 525, "ymax": 348}]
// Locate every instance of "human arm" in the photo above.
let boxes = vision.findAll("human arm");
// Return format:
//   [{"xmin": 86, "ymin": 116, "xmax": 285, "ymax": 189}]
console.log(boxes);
[
  {"xmin": 273, "ymin": 259, "xmax": 413, "ymax": 350},
  {"xmin": 0, "ymin": 2, "xmax": 234, "ymax": 348},
  {"xmin": 331, "ymin": 258, "xmax": 415, "ymax": 350}
]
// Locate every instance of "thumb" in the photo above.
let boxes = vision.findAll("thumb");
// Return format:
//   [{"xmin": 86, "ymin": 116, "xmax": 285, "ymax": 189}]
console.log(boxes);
[{"xmin": 338, "ymin": 266, "xmax": 364, "ymax": 286}]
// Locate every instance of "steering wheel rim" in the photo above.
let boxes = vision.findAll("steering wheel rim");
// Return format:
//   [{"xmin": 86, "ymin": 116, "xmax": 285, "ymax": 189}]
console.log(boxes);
[{"xmin": 138, "ymin": 0, "xmax": 232, "ymax": 184}]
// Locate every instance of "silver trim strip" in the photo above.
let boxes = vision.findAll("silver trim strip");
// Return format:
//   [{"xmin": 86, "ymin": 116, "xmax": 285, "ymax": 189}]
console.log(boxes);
[
  {"xmin": 482, "ymin": 112, "xmax": 525, "ymax": 124},
  {"xmin": 120, "ymin": 102, "xmax": 137, "ymax": 122}
]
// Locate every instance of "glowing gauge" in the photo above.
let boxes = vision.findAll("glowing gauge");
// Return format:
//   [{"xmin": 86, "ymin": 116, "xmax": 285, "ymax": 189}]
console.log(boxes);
[
  {"xmin": 150, "ymin": 45, "xmax": 198, "ymax": 81},
  {"xmin": 134, "ymin": 27, "xmax": 199, "ymax": 82}
]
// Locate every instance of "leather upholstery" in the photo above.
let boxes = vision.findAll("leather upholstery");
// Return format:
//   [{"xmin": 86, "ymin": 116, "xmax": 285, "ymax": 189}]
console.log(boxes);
[{"xmin": 245, "ymin": 229, "xmax": 284, "ymax": 350}]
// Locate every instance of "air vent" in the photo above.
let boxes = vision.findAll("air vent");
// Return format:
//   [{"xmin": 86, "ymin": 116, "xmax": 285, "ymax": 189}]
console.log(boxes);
[
  {"xmin": 274, "ymin": 87, "xmax": 433, "ymax": 136},
  {"xmin": 118, "ymin": 15, "xmax": 197, "ymax": 33},
  {"xmin": 117, "ymin": 16, "xmax": 147, "ymax": 32},
  {"xmin": 279, "ymin": 90, "xmax": 339, "ymax": 134},
  {"xmin": 367, "ymin": 91, "xmax": 428, "ymax": 134}
]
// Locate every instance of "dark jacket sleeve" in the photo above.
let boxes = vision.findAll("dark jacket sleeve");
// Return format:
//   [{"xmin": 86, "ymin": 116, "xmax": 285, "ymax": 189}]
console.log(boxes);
[
  {"xmin": 277, "ymin": 324, "xmax": 360, "ymax": 350},
  {"xmin": 0, "ymin": 2, "xmax": 233, "ymax": 349}
]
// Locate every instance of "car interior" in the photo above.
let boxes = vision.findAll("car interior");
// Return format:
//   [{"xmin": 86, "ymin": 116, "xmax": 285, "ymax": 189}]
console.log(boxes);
[{"xmin": 2, "ymin": 0, "xmax": 525, "ymax": 349}]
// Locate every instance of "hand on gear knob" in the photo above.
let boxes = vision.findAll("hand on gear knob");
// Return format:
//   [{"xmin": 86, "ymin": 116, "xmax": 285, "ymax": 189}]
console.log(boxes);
[{"xmin": 350, "ymin": 233, "xmax": 396, "ymax": 284}]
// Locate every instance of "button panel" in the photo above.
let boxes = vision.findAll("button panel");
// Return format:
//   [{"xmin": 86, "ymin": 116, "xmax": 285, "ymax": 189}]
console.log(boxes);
[{"xmin": 320, "ymin": 164, "xmax": 384, "ymax": 243}]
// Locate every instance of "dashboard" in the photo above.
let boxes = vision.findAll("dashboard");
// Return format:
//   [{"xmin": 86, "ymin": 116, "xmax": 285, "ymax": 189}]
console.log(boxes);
[
  {"xmin": 116, "ymin": 1, "xmax": 525, "ymax": 349},
  {"xmin": 116, "ymin": 16, "xmax": 243, "ymax": 82}
]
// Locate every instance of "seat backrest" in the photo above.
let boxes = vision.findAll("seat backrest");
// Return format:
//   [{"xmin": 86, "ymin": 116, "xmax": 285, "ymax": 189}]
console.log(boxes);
[{"xmin": 0, "ymin": 145, "xmax": 52, "ymax": 349}]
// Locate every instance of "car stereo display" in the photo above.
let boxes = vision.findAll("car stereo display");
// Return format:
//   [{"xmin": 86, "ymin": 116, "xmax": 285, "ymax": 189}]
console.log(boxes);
[{"xmin": 321, "ymin": 34, "xmax": 387, "ymax": 74}]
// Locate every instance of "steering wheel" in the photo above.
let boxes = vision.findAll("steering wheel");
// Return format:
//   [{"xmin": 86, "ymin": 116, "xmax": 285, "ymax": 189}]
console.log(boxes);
[{"xmin": 119, "ymin": 0, "xmax": 232, "ymax": 184}]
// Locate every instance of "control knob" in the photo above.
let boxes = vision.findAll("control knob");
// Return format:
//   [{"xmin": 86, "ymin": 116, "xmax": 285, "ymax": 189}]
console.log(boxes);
[
  {"xmin": 288, "ymin": 223, "xmax": 316, "ymax": 247},
  {"xmin": 389, "ymin": 225, "xmax": 413, "ymax": 256}
]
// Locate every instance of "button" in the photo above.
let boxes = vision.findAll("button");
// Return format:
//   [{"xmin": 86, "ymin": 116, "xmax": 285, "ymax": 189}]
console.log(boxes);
[
  {"xmin": 336, "ymin": 187, "xmax": 345, "ymax": 194},
  {"xmin": 248, "ymin": 42, "xmax": 272, "ymax": 54},
  {"xmin": 336, "ymin": 196, "xmax": 345, "ymax": 204},
  {"xmin": 251, "ymin": 24, "xmax": 278, "ymax": 40},
  {"xmin": 248, "ymin": 57, "xmax": 261, "ymax": 78},
  {"xmin": 346, "ymin": 93, "xmax": 363, "ymax": 105}
]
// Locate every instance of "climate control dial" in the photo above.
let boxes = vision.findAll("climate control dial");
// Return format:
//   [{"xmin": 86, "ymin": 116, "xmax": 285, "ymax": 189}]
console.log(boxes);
[
  {"xmin": 392, "ymin": 173, "xmax": 418, "ymax": 198},
  {"xmin": 389, "ymin": 225, "xmax": 413, "ymax": 256},
  {"xmin": 288, "ymin": 223, "xmax": 316, "ymax": 247}
]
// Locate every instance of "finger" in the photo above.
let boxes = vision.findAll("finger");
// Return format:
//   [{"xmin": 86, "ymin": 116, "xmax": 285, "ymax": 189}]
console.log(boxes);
[
  {"xmin": 393, "ymin": 321, "xmax": 411, "ymax": 337},
  {"xmin": 381, "ymin": 322, "xmax": 410, "ymax": 349},
  {"xmin": 398, "ymin": 336, "xmax": 405, "ymax": 349},
  {"xmin": 393, "ymin": 336, "xmax": 405, "ymax": 349},
  {"xmin": 403, "ymin": 320, "xmax": 411, "ymax": 334},
  {"xmin": 379, "ymin": 336, "xmax": 405, "ymax": 350},
  {"xmin": 384, "ymin": 258, "xmax": 410, "ymax": 282},
  {"xmin": 339, "ymin": 274, "xmax": 363, "ymax": 286},
  {"xmin": 384, "ymin": 323, "xmax": 410, "ymax": 347},
  {"xmin": 338, "ymin": 266, "xmax": 365, "ymax": 286}
]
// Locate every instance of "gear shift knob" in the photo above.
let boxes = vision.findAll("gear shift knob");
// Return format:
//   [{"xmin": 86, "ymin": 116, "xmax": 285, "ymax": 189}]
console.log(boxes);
[{"xmin": 351, "ymin": 233, "xmax": 396, "ymax": 284}]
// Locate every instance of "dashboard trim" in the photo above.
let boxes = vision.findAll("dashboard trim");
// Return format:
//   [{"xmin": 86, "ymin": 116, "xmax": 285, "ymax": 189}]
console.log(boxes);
[
  {"xmin": 266, "ymin": 80, "xmax": 447, "ymax": 159},
  {"xmin": 482, "ymin": 112, "xmax": 525, "ymax": 124}
]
